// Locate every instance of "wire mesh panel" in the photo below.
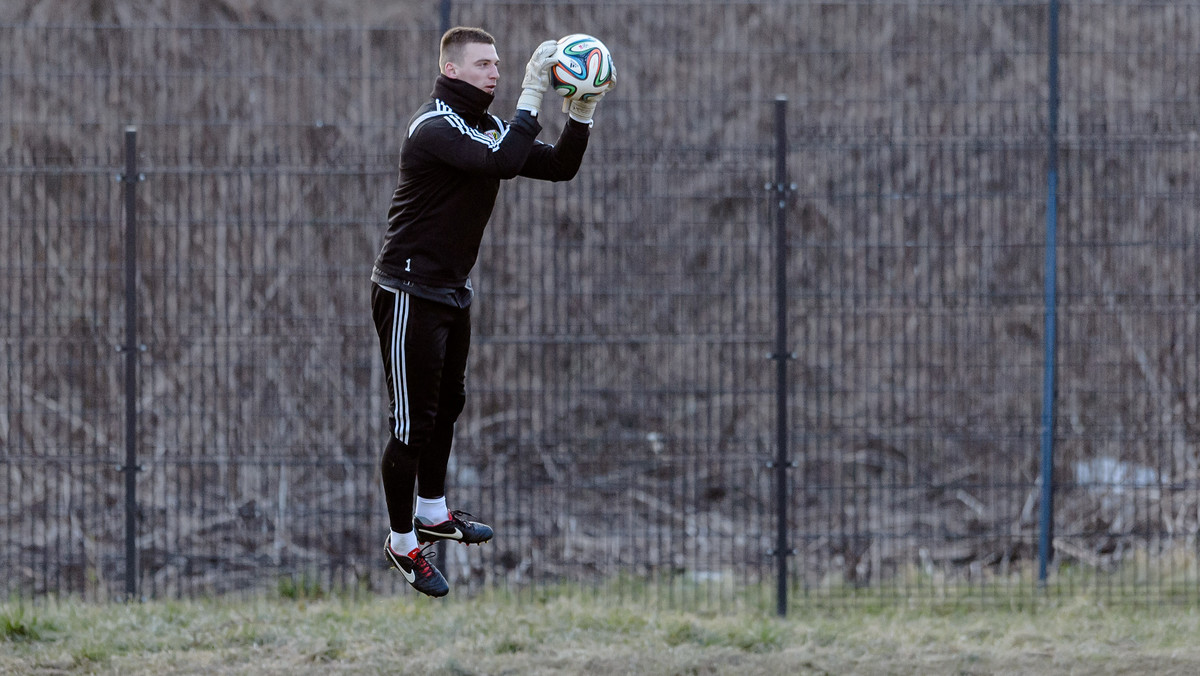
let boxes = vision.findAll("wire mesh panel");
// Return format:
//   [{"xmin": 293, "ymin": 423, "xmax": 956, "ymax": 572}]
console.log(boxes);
[
  {"xmin": 1, "ymin": 142, "xmax": 126, "ymax": 599},
  {"xmin": 132, "ymin": 145, "xmax": 394, "ymax": 597},
  {"xmin": 792, "ymin": 135, "xmax": 1048, "ymax": 602},
  {"xmin": 462, "ymin": 144, "xmax": 774, "ymax": 606},
  {"xmin": 781, "ymin": 2, "xmax": 1053, "ymax": 603},
  {"xmin": 1052, "ymin": 2, "xmax": 1200, "ymax": 602}
]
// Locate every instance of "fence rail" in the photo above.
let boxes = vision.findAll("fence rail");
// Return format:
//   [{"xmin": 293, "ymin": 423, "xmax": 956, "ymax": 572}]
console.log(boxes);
[{"xmin": 4, "ymin": 1, "xmax": 1200, "ymax": 610}]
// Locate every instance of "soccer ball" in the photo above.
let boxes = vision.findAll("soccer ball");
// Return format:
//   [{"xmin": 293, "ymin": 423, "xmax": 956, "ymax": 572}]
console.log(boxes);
[{"xmin": 549, "ymin": 34, "xmax": 614, "ymax": 102}]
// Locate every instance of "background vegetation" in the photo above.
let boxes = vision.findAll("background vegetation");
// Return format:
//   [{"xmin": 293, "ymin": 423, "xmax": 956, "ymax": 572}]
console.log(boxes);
[{"xmin": 2, "ymin": 0, "xmax": 1198, "ymax": 604}]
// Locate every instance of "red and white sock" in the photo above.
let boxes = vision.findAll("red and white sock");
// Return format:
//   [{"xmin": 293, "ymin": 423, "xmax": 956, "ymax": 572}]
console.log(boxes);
[{"xmin": 390, "ymin": 530, "xmax": 418, "ymax": 555}]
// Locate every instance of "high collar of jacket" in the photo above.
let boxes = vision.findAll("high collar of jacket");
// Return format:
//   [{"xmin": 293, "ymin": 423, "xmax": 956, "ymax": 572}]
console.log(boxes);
[{"xmin": 432, "ymin": 74, "xmax": 494, "ymax": 124}]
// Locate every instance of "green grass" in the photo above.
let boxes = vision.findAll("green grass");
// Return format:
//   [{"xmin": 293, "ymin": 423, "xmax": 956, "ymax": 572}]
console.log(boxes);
[
  {"xmin": 1, "ymin": 603, "xmax": 55, "ymax": 642},
  {"xmin": 3, "ymin": 591, "xmax": 1200, "ymax": 675},
  {"xmin": 276, "ymin": 573, "xmax": 327, "ymax": 601}
]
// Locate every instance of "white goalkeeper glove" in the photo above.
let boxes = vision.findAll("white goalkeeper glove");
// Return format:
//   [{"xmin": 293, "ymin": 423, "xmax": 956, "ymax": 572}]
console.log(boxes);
[
  {"xmin": 516, "ymin": 40, "xmax": 558, "ymax": 116},
  {"xmin": 563, "ymin": 62, "xmax": 617, "ymax": 124}
]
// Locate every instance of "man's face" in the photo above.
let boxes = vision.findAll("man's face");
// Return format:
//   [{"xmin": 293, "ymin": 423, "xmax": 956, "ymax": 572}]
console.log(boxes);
[{"xmin": 444, "ymin": 42, "xmax": 500, "ymax": 95}]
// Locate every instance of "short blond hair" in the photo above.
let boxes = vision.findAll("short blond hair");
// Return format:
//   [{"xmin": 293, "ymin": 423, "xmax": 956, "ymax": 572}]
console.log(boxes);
[{"xmin": 439, "ymin": 26, "xmax": 495, "ymax": 71}]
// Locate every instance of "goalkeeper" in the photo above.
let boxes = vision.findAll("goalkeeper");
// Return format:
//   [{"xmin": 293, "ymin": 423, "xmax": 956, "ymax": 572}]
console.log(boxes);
[{"xmin": 370, "ymin": 26, "xmax": 614, "ymax": 597}]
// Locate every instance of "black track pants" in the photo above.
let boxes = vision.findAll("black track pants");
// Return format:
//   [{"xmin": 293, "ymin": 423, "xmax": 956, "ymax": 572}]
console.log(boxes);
[{"xmin": 371, "ymin": 283, "xmax": 470, "ymax": 533}]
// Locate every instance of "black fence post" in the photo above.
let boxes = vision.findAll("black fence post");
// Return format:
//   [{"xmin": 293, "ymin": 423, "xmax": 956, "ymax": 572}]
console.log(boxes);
[
  {"xmin": 437, "ymin": 0, "xmax": 452, "ymax": 574},
  {"xmin": 768, "ymin": 96, "xmax": 795, "ymax": 617},
  {"xmin": 1038, "ymin": 0, "xmax": 1061, "ymax": 588},
  {"xmin": 119, "ymin": 126, "xmax": 144, "ymax": 601}
]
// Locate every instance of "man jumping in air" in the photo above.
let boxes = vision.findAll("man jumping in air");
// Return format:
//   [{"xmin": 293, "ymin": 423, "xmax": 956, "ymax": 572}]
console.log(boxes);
[{"xmin": 370, "ymin": 27, "xmax": 614, "ymax": 597}]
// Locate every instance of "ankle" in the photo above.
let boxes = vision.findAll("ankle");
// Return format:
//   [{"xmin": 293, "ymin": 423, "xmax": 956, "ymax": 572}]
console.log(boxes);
[
  {"xmin": 415, "ymin": 496, "xmax": 450, "ymax": 524},
  {"xmin": 390, "ymin": 530, "xmax": 418, "ymax": 554}
]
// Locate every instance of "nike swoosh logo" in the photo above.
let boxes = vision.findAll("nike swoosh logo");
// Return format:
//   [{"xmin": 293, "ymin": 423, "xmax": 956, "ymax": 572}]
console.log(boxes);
[
  {"xmin": 393, "ymin": 561, "xmax": 417, "ymax": 588},
  {"xmin": 388, "ymin": 542, "xmax": 418, "ymax": 583},
  {"xmin": 419, "ymin": 524, "xmax": 464, "ymax": 540}
]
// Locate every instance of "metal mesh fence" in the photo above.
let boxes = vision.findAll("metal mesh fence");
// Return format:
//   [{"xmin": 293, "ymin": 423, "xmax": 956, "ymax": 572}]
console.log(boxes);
[{"xmin": 2, "ymin": 1, "xmax": 1200, "ymax": 608}]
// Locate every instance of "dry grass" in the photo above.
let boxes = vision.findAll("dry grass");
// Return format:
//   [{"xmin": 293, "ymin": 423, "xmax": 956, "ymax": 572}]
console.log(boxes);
[{"xmin": 4, "ymin": 592, "xmax": 1200, "ymax": 675}]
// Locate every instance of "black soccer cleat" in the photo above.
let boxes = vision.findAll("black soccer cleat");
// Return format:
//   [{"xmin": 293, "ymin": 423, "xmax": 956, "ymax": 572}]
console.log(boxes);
[
  {"xmin": 415, "ymin": 510, "xmax": 494, "ymax": 545},
  {"xmin": 384, "ymin": 537, "xmax": 449, "ymax": 597}
]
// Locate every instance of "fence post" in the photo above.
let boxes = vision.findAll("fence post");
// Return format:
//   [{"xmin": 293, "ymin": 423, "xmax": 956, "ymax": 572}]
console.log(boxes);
[
  {"xmin": 1038, "ymin": 0, "xmax": 1061, "ymax": 587},
  {"xmin": 119, "ymin": 126, "xmax": 144, "ymax": 601},
  {"xmin": 768, "ymin": 96, "xmax": 795, "ymax": 617},
  {"xmin": 437, "ymin": 0, "xmax": 452, "ymax": 574}
]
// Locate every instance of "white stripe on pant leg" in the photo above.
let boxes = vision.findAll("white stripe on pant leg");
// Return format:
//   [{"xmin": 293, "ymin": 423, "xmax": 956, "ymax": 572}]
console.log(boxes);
[{"xmin": 391, "ymin": 289, "xmax": 411, "ymax": 444}]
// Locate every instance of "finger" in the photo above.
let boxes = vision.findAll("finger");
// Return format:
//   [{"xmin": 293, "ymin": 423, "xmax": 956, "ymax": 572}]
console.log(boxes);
[{"xmin": 535, "ymin": 40, "xmax": 557, "ymax": 59}]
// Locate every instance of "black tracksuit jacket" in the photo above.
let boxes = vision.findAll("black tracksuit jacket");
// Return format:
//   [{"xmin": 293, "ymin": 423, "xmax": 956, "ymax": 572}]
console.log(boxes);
[{"xmin": 372, "ymin": 75, "xmax": 591, "ymax": 307}]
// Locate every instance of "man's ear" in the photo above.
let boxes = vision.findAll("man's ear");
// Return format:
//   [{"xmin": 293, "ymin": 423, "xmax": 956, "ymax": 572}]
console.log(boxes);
[{"xmin": 443, "ymin": 62, "xmax": 458, "ymax": 78}]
